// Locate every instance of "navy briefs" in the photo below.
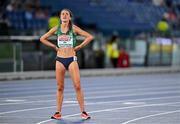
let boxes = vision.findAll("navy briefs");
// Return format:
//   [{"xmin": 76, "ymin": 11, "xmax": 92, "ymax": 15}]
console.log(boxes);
[{"xmin": 56, "ymin": 56, "xmax": 77, "ymax": 70}]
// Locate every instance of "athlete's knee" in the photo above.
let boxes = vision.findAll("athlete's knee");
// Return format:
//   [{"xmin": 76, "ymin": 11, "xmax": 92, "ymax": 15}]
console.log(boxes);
[
  {"xmin": 57, "ymin": 84, "xmax": 64, "ymax": 92},
  {"xmin": 74, "ymin": 84, "xmax": 81, "ymax": 91}
]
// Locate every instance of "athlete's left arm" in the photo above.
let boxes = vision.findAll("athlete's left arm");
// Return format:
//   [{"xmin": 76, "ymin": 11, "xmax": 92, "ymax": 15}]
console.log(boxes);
[{"xmin": 73, "ymin": 25, "xmax": 94, "ymax": 51}]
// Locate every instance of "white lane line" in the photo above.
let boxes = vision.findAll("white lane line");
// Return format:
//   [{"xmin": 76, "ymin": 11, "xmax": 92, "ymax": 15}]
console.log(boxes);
[
  {"xmin": 0, "ymin": 82, "xmax": 177, "ymax": 94},
  {"xmin": 0, "ymin": 106, "xmax": 56, "ymax": 115},
  {"xmin": 5, "ymin": 99, "xmax": 26, "ymax": 102},
  {"xmin": 36, "ymin": 113, "xmax": 80, "ymax": 124},
  {"xmin": 63, "ymin": 101, "xmax": 78, "ymax": 103},
  {"xmin": 1, "ymin": 96, "xmax": 180, "ymax": 116},
  {"xmin": 1, "ymin": 89, "xmax": 180, "ymax": 106},
  {"xmin": 123, "ymin": 102, "xmax": 146, "ymax": 105},
  {"xmin": 0, "ymin": 99, "xmax": 56, "ymax": 106},
  {"xmin": 0, "ymin": 78, "xmax": 177, "ymax": 91},
  {"xmin": 122, "ymin": 110, "xmax": 180, "ymax": 124},
  {"xmin": 0, "ymin": 92, "xmax": 180, "ymax": 106},
  {"xmin": 0, "ymin": 80, "xmax": 178, "ymax": 100},
  {"xmin": 0, "ymin": 94, "xmax": 54, "ymax": 100},
  {"xmin": 36, "ymin": 101, "xmax": 180, "ymax": 124}
]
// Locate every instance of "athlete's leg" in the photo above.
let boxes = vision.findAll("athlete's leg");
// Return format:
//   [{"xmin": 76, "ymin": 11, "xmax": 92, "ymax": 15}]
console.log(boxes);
[
  {"xmin": 56, "ymin": 61, "xmax": 66, "ymax": 112},
  {"xmin": 68, "ymin": 61, "xmax": 85, "ymax": 112}
]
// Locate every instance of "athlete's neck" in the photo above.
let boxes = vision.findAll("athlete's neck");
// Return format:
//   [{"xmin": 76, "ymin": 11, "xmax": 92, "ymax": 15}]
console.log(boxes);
[{"xmin": 61, "ymin": 22, "xmax": 69, "ymax": 28}]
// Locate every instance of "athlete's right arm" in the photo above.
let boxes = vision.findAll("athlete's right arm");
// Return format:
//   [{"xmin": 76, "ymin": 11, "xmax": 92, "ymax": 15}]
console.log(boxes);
[{"xmin": 40, "ymin": 26, "xmax": 58, "ymax": 51}]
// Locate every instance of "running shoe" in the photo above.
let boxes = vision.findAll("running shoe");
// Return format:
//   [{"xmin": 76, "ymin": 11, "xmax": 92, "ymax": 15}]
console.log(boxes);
[
  {"xmin": 51, "ymin": 112, "xmax": 61, "ymax": 120},
  {"xmin": 81, "ymin": 111, "xmax": 91, "ymax": 120}
]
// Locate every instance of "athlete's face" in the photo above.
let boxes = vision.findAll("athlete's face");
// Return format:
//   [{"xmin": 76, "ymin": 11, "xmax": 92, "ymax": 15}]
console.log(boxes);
[{"xmin": 60, "ymin": 10, "xmax": 71, "ymax": 23}]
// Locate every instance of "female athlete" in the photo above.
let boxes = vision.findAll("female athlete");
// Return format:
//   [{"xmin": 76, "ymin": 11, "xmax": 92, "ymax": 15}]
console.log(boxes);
[{"xmin": 40, "ymin": 9, "xmax": 94, "ymax": 120}]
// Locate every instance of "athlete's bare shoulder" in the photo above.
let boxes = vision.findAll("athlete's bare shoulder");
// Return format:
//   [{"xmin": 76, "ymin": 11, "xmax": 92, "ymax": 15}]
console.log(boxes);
[
  {"xmin": 40, "ymin": 26, "xmax": 58, "ymax": 39},
  {"xmin": 73, "ymin": 25, "xmax": 81, "ymax": 33},
  {"xmin": 49, "ymin": 26, "xmax": 58, "ymax": 33}
]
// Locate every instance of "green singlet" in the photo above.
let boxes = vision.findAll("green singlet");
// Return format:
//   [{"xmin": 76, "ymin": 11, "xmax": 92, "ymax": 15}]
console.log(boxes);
[{"xmin": 56, "ymin": 23, "xmax": 76, "ymax": 48}]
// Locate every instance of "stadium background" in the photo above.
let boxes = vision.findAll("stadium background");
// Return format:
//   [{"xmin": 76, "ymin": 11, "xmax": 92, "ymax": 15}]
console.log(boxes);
[{"xmin": 0, "ymin": 0, "xmax": 180, "ymax": 72}]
